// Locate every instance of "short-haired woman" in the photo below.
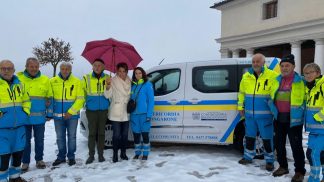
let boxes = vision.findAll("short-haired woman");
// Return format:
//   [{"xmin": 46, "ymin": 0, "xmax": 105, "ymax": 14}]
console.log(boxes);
[
  {"xmin": 303, "ymin": 63, "xmax": 324, "ymax": 182},
  {"xmin": 104, "ymin": 62, "xmax": 131, "ymax": 163}
]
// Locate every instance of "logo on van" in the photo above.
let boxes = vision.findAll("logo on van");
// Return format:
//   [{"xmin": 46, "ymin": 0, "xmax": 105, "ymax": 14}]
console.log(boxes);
[{"xmin": 192, "ymin": 112, "xmax": 227, "ymax": 121}]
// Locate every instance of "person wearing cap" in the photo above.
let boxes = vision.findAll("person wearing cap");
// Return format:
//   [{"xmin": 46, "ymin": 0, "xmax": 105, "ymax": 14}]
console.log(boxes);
[
  {"xmin": 269, "ymin": 54, "xmax": 306, "ymax": 182},
  {"xmin": 82, "ymin": 59, "xmax": 110, "ymax": 164}
]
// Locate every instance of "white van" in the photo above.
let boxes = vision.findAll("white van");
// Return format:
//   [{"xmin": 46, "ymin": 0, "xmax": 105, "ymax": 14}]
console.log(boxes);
[{"xmin": 79, "ymin": 57, "xmax": 280, "ymax": 152}]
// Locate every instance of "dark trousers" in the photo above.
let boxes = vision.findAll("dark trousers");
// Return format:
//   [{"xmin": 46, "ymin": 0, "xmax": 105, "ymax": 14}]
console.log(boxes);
[
  {"xmin": 86, "ymin": 110, "xmax": 108, "ymax": 157},
  {"xmin": 274, "ymin": 115, "xmax": 305, "ymax": 174},
  {"xmin": 111, "ymin": 121, "xmax": 129, "ymax": 153}
]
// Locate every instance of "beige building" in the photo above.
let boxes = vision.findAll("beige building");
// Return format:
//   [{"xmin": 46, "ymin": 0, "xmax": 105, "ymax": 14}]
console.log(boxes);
[{"xmin": 211, "ymin": 0, "xmax": 324, "ymax": 73}]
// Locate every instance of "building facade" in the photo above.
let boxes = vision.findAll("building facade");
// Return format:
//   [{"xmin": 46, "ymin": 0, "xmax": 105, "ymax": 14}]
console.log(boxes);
[{"xmin": 211, "ymin": 0, "xmax": 324, "ymax": 73}]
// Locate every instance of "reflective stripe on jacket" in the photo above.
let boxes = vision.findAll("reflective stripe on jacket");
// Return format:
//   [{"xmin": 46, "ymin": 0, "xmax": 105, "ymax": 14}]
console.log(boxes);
[
  {"xmin": 130, "ymin": 80, "xmax": 155, "ymax": 118},
  {"xmin": 0, "ymin": 75, "xmax": 31, "ymax": 128},
  {"xmin": 305, "ymin": 76, "xmax": 324, "ymax": 134},
  {"xmin": 269, "ymin": 72, "xmax": 305, "ymax": 127},
  {"xmin": 50, "ymin": 73, "xmax": 84, "ymax": 120},
  {"xmin": 82, "ymin": 72, "xmax": 110, "ymax": 111},
  {"xmin": 17, "ymin": 71, "xmax": 53, "ymax": 124},
  {"xmin": 238, "ymin": 66, "xmax": 278, "ymax": 119}
]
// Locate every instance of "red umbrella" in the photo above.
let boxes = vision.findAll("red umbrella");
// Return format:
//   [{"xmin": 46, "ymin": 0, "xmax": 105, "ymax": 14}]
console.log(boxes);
[{"xmin": 81, "ymin": 38, "xmax": 143, "ymax": 73}]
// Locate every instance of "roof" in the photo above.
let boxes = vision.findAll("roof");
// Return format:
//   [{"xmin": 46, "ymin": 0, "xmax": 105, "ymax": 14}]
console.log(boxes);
[{"xmin": 210, "ymin": 0, "xmax": 235, "ymax": 9}]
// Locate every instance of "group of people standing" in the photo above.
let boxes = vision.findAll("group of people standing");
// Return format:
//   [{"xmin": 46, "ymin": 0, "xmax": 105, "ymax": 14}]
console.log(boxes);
[
  {"xmin": 0, "ymin": 58, "xmax": 154, "ymax": 182},
  {"xmin": 238, "ymin": 53, "xmax": 324, "ymax": 182}
]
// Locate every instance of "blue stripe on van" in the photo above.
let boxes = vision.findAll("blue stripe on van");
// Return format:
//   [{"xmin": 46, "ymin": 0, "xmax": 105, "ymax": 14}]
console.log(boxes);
[
  {"xmin": 219, "ymin": 113, "xmax": 241, "ymax": 143},
  {"xmin": 268, "ymin": 58, "xmax": 278, "ymax": 70},
  {"xmin": 155, "ymin": 100, "xmax": 237, "ymax": 106}
]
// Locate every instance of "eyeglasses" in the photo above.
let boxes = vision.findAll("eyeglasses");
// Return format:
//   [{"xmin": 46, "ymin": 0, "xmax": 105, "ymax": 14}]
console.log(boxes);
[
  {"xmin": 0, "ymin": 67, "xmax": 14, "ymax": 72},
  {"xmin": 304, "ymin": 70, "xmax": 316, "ymax": 76}
]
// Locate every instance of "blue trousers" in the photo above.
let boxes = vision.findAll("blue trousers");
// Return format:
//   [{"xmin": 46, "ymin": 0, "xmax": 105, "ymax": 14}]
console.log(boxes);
[
  {"xmin": 0, "ymin": 126, "xmax": 25, "ymax": 181},
  {"xmin": 0, "ymin": 151, "xmax": 23, "ymax": 181},
  {"xmin": 243, "ymin": 118, "xmax": 274, "ymax": 163},
  {"xmin": 306, "ymin": 134, "xmax": 324, "ymax": 182},
  {"xmin": 0, "ymin": 127, "xmax": 25, "ymax": 155},
  {"xmin": 22, "ymin": 124, "xmax": 45, "ymax": 164},
  {"xmin": 54, "ymin": 119, "xmax": 78, "ymax": 160},
  {"xmin": 131, "ymin": 114, "xmax": 151, "ymax": 156},
  {"xmin": 111, "ymin": 121, "xmax": 129, "ymax": 152}
]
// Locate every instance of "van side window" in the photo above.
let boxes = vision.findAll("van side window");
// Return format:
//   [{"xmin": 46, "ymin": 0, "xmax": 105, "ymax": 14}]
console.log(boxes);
[
  {"xmin": 192, "ymin": 65, "xmax": 237, "ymax": 93},
  {"xmin": 147, "ymin": 69, "xmax": 180, "ymax": 96}
]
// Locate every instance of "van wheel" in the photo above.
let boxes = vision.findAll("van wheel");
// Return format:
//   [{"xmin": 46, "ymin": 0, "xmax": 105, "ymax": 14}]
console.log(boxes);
[{"xmin": 104, "ymin": 123, "xmax": 113, "ymax": 149}]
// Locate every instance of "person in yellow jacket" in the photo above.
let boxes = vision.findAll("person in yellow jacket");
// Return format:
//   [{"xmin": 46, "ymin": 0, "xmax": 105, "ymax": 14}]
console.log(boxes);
[
  {"xmin": 237, "ymin": 53, "xmax": 278, "ymax": 171},
  {"xmin": 82, "ymin": 59, "xmax": 110, "ymax": 164},
  {"xmin": 50, "ymin": 62, "xmax": 84, "ymax": 167},
  {"xmin": 269, "ymin": 54, "xmax": 305, "ymax": 182},
  {"xmin": 17, "ymin": 58, "xmax": 53, "ymax": 172},
  {"xmin": 303, "ymin": 63, "xmax": 324, "ymax": 182},
  {"xmin": 0, "ymin": 60, "xmax": 30, "ymax": 182}
]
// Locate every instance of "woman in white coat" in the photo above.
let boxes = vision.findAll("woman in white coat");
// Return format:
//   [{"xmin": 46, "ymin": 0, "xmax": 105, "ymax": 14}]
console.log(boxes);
[{"xmin": 104, "ymin": 62, "xmax": 131, "ymax": 163}]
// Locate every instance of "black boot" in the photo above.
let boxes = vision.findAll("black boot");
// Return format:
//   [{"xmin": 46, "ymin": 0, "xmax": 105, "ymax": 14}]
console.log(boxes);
[
  {"xmin": 120, "ymin": 150, "xmax": 128, "ymax": 160},
  {"xmin": 113, "ymin": 150, "xmax": 118, "ymax": 163}
]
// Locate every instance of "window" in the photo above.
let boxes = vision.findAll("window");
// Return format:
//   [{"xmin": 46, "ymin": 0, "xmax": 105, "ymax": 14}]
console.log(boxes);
[
  {"xmin": 147, "ymin": 69, "xmax": 180, "ymax": 96},
  {"xmin": 263, "ymin": 0, "xmax": 277, "ymax": 20},
  {"xmin": 192, "ymin": 65, "xmax": 237, "ymax": 93}
]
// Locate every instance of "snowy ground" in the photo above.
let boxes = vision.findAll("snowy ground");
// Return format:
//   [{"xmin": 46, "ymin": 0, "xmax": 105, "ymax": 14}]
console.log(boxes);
[{"xmin": 21, "ymin": 121, "xmax": 310, "ymax": 182}]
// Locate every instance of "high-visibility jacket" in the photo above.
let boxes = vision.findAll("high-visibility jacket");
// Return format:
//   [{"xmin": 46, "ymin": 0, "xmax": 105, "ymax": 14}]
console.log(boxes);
[
  {"xmin": 82, "ymin": 72, "xmax": 110, "ymax": 111},
  {"xmin": 0, "ymin": 75, "xmax": 31, "ymax": 128},
  {"xmin": 238, "ymin": 66, "xmax": 278, "ymax": 119},
  {"xmin": 130, "ymin": 79, "xmax": 155, "ymax": 118},
  {"xmin": 17, "ymin": 71, "xmax": 53, "ymax": 125},
  {"xmin": 269, "ymin": 72, "xmax": 305, "ymax": 127},
  {"xmin": 50, "ymin": 73, "xmax": 84, "ymax": 120},
  {"xmin": 305, "ymin": 76, "xmax": 324, "ymax": 134}
]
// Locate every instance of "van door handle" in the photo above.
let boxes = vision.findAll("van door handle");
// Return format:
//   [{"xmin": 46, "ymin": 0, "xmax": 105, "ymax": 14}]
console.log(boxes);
[
  {"xmin": 189, "ymin": 98, "xmax": 200, "ymax": 104},
  {"xmin": 168, "ymin": 99, "xmax": 178, "ymax": 105}
]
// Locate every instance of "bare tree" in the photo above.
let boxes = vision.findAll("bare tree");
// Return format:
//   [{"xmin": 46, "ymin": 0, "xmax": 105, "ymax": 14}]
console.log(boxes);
[{"xmin": 33, "ymin": 38, "xmax": 73, "ymax": 77}]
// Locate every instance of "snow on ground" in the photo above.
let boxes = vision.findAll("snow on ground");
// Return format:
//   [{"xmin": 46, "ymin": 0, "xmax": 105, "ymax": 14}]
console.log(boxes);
[{"xmin": 21, "ymin": 121, "xmax": 310, "ymax": 182}]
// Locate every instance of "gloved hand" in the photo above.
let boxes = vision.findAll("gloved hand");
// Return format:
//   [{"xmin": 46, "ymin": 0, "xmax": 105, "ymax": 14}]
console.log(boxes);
[{"xmin": 314, "ymin": 112, "xmax": 324, "ymax": 123}]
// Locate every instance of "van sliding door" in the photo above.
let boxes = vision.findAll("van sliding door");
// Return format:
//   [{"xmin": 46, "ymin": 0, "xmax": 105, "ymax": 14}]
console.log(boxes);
[{"xmin": 183, "ymin": 60, "xmax": 239, "ymax": 145}]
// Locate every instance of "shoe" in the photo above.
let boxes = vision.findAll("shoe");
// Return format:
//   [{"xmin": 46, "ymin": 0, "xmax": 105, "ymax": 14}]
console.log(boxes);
[
  {"xmin": 133, "ymin": 155, "xmax": 140, "ymax": 160},
  {"xmin": 113, "ymin": 151, "xmax": 118, "ymax": 163},
  {"xmin": 9, "ymin": 177, "xmax": 27, "ymax": 182},
  {"xmin": 52, "ymin": 159, "xmax": 66, "ymax": 166},
  {"xmin": 36, "ymin": 160, "xmax": 46, "ymax": 169},
  {"xmin": 273, "ymin": 167, "xmax": 289, "ymax": 177},
  {"xmin": 85, "ymin": 156, "xmax": 95, "ymax": 164},
  {"xmin": 120, "ymin": 153, "xmax": 128, "ymax": 160},
  {"xmin": 265, "ymin": 163, "xmax": 274, "ymax": 171},
  {"xmin": 291, "ymin": 172, "xmax": 304, "ymax": 182},
  {"xmin": 68, "ymin": 159, "xmax": 76, "ymax": 166},
  {"xmin": 238, "ymin": 158, "xmax": 252, "ymax": 165},
  {"xmin": 142, "ymin": 156, "xmax": 148, "ymax": 160},
  {"xmin": 21, "ymin": 163, "xmax": 29, "ymax": 172},
  {"xmin": 98, "ymin": 156, "xmax": 105, "ymax": 162}
]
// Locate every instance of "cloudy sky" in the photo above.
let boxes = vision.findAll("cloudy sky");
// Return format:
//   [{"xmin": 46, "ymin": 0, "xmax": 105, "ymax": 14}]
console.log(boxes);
[{"xmin": 0, "ymin": 0, "xmax": 221, "ymax": 77}]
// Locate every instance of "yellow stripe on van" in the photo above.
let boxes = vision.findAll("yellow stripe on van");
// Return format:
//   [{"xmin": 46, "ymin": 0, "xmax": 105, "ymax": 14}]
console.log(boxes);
[{"xmin": 225, "ymin": 131, "xmax": 234, "ymax": 143}]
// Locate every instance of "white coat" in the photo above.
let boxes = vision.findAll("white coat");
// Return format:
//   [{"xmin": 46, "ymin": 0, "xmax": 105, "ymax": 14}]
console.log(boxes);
[{"xmin": 104, "ymin": 75, "xmax": 131, "ymax": 122}]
